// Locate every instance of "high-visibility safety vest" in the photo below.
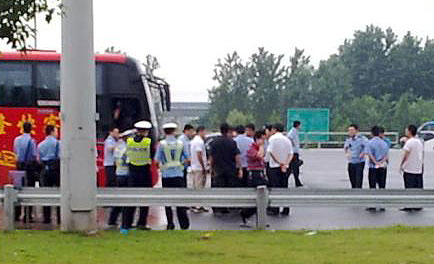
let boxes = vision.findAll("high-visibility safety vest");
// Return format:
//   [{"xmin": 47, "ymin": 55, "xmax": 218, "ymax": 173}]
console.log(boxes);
[
  {"xmin": 114, "ymin": 143, "xmax": 129, "ymax": 176},
  {"xmin": 160, "ymin": 139, "xmax": 184, "ymax": 170},
  {"xmin": 126, "ymin": 137, "xmax": 152, "ymax": 166}
]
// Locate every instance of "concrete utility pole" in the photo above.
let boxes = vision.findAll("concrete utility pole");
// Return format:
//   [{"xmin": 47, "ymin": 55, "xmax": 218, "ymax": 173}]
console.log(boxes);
[{"xmin": 60, "ymin": 0, "xmax": 97, "ymax": 231}]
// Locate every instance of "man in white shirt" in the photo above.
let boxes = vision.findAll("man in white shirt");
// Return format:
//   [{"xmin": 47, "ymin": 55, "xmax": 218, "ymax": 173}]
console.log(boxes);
[
  {"xmin": 190, "ymin": 126, "xmax": 208, "ymax": 189},
  {"xmin": 178, "ymin": 124, "xmax": 195, "ymax": 186},
  {"xmin": 190, "ymin": 126, "xmax": 208, "ymax": 212},
  {"xmin": 287, "ymin": 120, "xmax": 303, "ymax": 187},
  {"xmin": 104, "ymin": 127, "xmax": 120, "ymax": 187},
  {"xmin": 400, "ymin": 124, "xmax": 424, "ymax": 212},
  {"xmin": 267, "ymin": 123, "xmax": 293, "ymax": 216}
]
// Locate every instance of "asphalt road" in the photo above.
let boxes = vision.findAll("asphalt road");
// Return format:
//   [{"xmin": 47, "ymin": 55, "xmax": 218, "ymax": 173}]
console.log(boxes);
[
  {"xmin": 159, "ymin": 148, "xmax": 434, "ymax": 230},
  {"xmin": 3, "ymin": 149, "xmax": 434, "ymax": 230}
]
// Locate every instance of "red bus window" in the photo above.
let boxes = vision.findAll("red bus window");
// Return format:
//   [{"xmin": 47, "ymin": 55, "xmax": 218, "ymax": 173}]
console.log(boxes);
[{"xmin": 0, "ymin": 62, "xmax": 33, "ymax": 106}]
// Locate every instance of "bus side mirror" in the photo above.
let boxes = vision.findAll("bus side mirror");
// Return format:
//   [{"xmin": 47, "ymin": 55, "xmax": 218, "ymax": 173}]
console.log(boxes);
[{"xmin": 164, "ymin": 84, "xmax": 171, "ymax": 111}]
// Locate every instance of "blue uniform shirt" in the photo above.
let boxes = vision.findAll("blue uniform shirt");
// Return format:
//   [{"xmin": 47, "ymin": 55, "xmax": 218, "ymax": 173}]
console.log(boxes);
[
  {"xmin": 104, "ymin": 135, "xmax": 117, "ymax": 166},
  {"xmin": 344, "ymin": 134, "xmax": 368, "ymax": 164},
  {"xmin": 234, "ymin": 134, "xmax": 254, "ymax": 168},
  {"xmin": 155, "ymin": 136, "xmax": 187, "ymax": 178},
  {"xmin": 13, "ymin": 133, "xmax": 37, "ymax": 163},
  {"xmin": 383, "ymin": 137, "xmax": 392, "ymax": 148},
  {"xmin": 367, "ymin": 136, "xmax": 389, "ymax": 168},
  {"xmin": 287, "ymin": 127, "xmax": 300, "ymax": 154},
  {"xmin": 38, "ymin": 136, "xmax": 60, "ymax": 162},
  {"xmin": 178, "ymin": 134, "xmax": 191, "ymax": 167}
]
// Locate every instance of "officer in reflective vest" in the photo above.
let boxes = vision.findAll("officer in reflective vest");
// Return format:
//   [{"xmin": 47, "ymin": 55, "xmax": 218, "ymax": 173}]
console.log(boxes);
[
  {"xmin": 124, "ymin": 120, "xmax": 154, "ymax": 230},
  {"xmin": 155, "ymin": 122, "xmax": 190, "ymax": 230}
]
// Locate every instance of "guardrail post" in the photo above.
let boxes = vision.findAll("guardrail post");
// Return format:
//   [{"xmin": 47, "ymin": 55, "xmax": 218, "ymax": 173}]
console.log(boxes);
[
  {"xmin": 256, "ymin": 186, "xmax": 269, "ymax": 230},
  {"xmin": 3, "ymin": 184, "xmax": 17, "ymax": 231}
]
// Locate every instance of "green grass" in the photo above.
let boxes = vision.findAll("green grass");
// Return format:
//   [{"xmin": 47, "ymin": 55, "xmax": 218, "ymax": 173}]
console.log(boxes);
[{"xmin": 1, "ymin": 226, "xmax": 434, "ymax": 263}]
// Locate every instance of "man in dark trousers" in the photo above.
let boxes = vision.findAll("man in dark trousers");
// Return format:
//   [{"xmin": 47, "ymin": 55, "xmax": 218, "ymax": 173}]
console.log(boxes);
[
  {"xmin": 209, "ymin": 123, "xmax": 242, "ymax": 213},
  {"xmin": 156, "ymin": 123, "xmax": 190, "ymax": 230},
  {"xmin": 366, "ymin": 126, "xmax": 389, "ymax": 211},
  {"xmin": 13, "ymin": 121, "xmax": 38, "ymax": 222},
  {"xmin": 124, "ymin": 121, "xmax": 154, "ymax": 230},
  {"xmin": 287, "ymin": 120, "xmax": 303, "ymax": 187},
  {"xmin": 400, "ymin": 125, "xmax": 424, "ymax": 212},
  {"xmin": 104, "ymin": 127, "xmax": 120, "ymax": 187},
  {"xmin": 38, "ymin": 125, "xmax": 61, "ymax": 224},
  {"xmin": 344, "ymin": 124, "xmax": 368, "ymax": 189},
  {"xmin": 267, "ymin": 123, "xmax": 293, "ymax": 216}
]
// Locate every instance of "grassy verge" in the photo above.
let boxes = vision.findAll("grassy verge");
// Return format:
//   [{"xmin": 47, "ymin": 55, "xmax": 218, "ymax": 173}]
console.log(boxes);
[{"xmin": 1, "ymin": 226, "xmax": 434, "ymax": 263}]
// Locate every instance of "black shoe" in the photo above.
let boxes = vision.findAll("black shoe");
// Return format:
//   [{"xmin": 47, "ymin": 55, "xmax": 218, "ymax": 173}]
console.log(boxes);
[
  {"xmin": 137, "ymin": 225, "xmax": 152, "ymax": 231},
  {"xmin": 366, "ymin": 207, "xmax": 376, "ymax": 212},
  {"xmin": 281, "ymin": 208, "xmax": 290, "ymax": 216},
  {"xmin": 378, "ymin": 208, "xmax": 386, "ymax": 212},
  {"xmin": 240, "ymin": 213, "xmax": 248, "ymax": 225},
  {"xmin": 180, "ymin": 224, "xmax": 190, "ymax": 230},
  {"xmin": 43, "ymin": 219, "xmax": 51, "ymax": 224},
  {"xmin": 267, "ymin": 211, "xmax": 279, "ymax": 216},
  {"xmin": 167, "ymin": 223, "xmax": 175, "ymax": 230},
  {"xmin": 240, "ymin": 214, "xmax": 252, "ymax": 228}
]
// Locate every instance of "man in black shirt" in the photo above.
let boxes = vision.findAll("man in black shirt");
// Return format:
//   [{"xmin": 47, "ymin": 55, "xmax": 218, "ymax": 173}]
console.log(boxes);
[
  {"xmin": 209, "ymin": 123, "xmax": 243, "ymax": 188},
  {"xmin": 209, "ymin": 123, "xmax": 242, "ymax": 214}
]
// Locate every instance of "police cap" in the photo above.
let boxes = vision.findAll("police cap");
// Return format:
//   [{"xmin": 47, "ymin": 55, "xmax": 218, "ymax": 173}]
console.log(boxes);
[
  {"xmin": 134, "ymin": 121, "xmax": 152, "ymax": 130},
  {"xmin": 162, "ymin": 123, "xmax": 178, "ymax": 129}
]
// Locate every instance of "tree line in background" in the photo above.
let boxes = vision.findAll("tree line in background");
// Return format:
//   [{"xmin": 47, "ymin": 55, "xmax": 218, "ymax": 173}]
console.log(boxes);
[{"xmin": 198, "ymin": 25, "xmax": 434, "ymax": 134}]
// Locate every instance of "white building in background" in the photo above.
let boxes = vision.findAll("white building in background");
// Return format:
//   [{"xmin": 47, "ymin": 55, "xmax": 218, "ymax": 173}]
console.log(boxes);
[{"xmin": 162, "ymin": 102, "xmax": 209, "ymax": 130}]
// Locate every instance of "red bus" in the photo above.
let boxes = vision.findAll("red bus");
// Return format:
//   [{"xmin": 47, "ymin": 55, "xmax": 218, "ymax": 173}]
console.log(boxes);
[{"xmin": 0, "ymin": 51, "xmax": 170, "ymax": 186}]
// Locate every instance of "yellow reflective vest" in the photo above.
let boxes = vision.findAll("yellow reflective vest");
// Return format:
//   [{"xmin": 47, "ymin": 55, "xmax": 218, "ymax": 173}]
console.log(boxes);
[
  {"xmin": 159, "ymin": 139, "xmax": 184, "ymax": 170},
  {"xmin": 126, "ymin": 137, "xmax": 152, "ymax": 166}
]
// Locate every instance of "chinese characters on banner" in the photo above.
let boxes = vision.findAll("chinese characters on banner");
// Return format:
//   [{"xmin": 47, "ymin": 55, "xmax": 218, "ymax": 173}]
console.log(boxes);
[{"xmin": 0, "ymin": 107, "xmax": 60, "ymax": 185}]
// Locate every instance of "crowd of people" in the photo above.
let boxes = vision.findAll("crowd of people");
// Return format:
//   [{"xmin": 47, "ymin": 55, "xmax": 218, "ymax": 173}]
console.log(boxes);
[
  {"xmin": 10, "ymin": 118, "xmax": 425, "ymax": 231},
  {"xmin": 100, "ymin": 121, "xmax": 305, "ymax": 231}
]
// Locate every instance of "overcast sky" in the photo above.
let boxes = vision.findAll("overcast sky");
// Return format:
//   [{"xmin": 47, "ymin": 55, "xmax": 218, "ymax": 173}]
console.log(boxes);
[{"xmin": 1, "ymin": 0, "xmax": 434, "ymax": 102}]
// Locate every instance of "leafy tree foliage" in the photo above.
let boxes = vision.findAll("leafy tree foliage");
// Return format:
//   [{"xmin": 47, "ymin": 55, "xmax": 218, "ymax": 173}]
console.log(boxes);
[
  {"xmin": 0, "ymin": 0, "xmax": 60, "ymax": 49},
  {"xmin": 226, "ymin": 109, "xmax": 255, "ymax": 127},
  {"xmin": 207, "ymin": 25, "xmax": 434, "ymax": 133}
]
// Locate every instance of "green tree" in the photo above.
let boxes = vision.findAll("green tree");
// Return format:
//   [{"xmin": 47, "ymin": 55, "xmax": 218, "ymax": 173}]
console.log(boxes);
[
  {"xmin": 208, "ymin": 52, "xmax": 249, "ymax": 127},
  {"xmin": 248, "ymin": 48, "xmax": 288, "ymax": 125},
  {"xmin": 339, "ymin": 25, "xmax": 396, "ymax": 98},
  {"xmin": 104, "ymin": 46, "xmax": 126, "ymax": 55},
  {"xmin": 143, "ymin": 54, "xmax": 160, "ymax": 76},
  {"xmin": 226, "ymin": 109, "xmax": 255, "ymax": 126},
  {"xmin": 387, "ymin": 32, "xmax": 423, "ymax": 98},
  {"xmin": 0, "ymin": 0, "xmax": 60, "ymax": 49},
  {"xmin": 283, "ymin": 48, "xmax": 314, "ymax": 111}
]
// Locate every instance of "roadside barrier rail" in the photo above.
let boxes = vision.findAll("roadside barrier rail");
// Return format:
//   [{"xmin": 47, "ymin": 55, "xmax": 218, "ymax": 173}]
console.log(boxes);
[
  {"xmin": 300, "ymin": 131, "xmax": 399, "ymax": 148},
  {"xmin": 2, "ymin": 185, "xmax": 434, "ymax": 231}
]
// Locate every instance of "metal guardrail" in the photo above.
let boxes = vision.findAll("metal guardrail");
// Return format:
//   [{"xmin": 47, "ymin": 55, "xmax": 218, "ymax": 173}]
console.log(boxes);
[
  {"xmin": 2, "ymin": 186, "xmax": 434, "ymax": 231},
  {"xmin": 300, "ymin": 132, "xmax": 399, "ymax": 148}
]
